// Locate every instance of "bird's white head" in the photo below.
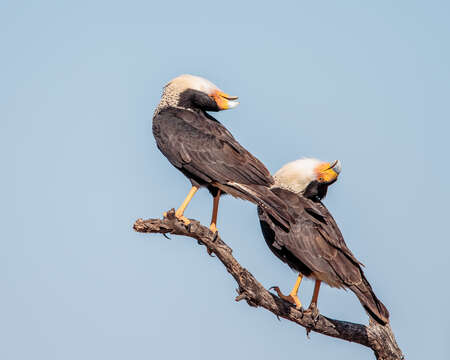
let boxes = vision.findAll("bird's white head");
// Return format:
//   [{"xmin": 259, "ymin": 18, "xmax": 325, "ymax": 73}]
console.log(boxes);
[
  {"xmin": 158, "ymin": 74, "xmax": 239, "ymax": 112},
  {"xmin": 273, "ymin": 158, "xmax": 341, "ymax": 199}
]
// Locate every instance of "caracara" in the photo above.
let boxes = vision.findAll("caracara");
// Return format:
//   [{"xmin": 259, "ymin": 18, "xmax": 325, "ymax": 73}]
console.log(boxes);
[
  {"xmin": 152, "ymin": 74, "xmax": 292, "ymax": 233},
  {"xmin": 258, "ymin": 158, "xmax": 389, "ymax": 325}
]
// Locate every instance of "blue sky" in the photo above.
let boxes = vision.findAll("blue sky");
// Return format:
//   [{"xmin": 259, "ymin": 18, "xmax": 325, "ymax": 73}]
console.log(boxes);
[{"xmin": 1, "ymin": 1, "xmax": 448, "ymax": 359}]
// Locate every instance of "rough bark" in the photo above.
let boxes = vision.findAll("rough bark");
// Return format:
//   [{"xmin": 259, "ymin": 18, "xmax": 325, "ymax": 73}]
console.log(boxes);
[{"xmin": 133, "ymin": 210, "xmax": 404, "ymax": 360}]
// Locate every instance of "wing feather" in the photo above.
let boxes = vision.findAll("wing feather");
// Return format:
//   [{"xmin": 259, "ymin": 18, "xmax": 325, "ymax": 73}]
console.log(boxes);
[
  {"xmin": 258, "ymin": 184, "xmax": 389, "ymax": 324},
  {"xmin": 260, "ymin": 188, "xmax": 363, "ymax": 286},
  {"xmin": 153, "ymin": 109, "xmax": 273, "ymax": 187}
]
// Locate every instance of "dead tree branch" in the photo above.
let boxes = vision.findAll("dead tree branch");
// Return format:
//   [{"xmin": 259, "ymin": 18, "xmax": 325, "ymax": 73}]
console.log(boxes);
[{"xmin": 133, "ymin": 210, "xmax": 404, "ymax": 360}]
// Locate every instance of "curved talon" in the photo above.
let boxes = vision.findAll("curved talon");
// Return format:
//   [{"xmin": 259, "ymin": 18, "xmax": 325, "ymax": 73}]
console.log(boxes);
[{"xmin": 207, "ymin": 247, "xmax": 215, "ymax": 257}]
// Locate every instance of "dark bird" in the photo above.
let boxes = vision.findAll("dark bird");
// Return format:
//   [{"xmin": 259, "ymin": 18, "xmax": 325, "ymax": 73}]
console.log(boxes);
[
  {"xmin": 153, "ymin": 74, "xmax": 292, "ymax": 233},
  {"xmin": 258, "ymin": 158, "xmax": 389, "ymax": 324}
]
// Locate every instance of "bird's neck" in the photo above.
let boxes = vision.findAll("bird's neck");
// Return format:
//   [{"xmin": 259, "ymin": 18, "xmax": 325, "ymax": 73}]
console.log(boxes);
[
  {"xmin": 272, "ymin": 176, "xmax": 307, "ymax": 195},
  {"xmin": 154, "ymin": 86, "xmax": 197, "ymax": 116}
]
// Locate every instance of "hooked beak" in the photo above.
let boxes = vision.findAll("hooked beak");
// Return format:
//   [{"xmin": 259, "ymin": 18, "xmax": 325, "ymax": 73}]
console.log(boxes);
[
  {"xmin": 330, "ymin": 160, "xmax": 342, "ymax": 174},
  {"xmin": 316, "ymin": 160, "xmax": 342, "ymax": 184},
  {"xmin": 211, "ymin": 90, "xmax": 239, "ymax": 110}
]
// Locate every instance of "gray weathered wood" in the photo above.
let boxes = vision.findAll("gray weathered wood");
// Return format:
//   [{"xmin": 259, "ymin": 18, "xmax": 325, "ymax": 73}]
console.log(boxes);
[{"xmin": 133, "ymin": 210, "xmax": 404, "ymax": 360}]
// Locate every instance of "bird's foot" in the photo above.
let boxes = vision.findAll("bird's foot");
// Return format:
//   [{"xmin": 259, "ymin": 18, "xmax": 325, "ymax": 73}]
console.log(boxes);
[
  {"xmin": 162, "ymin": 210, "xmax": 191, "ymax": 225},
  {"xmin": 304, "ymin": 302, "xmax": 320, "ymax": 322},
  {"xmin": 269, "ymin": 286, "xmax": 302, "ymax": 309},
  {"xmin": 177, "ymin": 215, "xmax": 191, "ymax": 225},
  {"xmin": 163, "ymin": 209, "xmax": 191, "ymax": 225},
  {"xmin": 174, "ymin": 210, "xmax": 191, "ymax": 225},
  {"xmin": 209, "ymin": 223, "xmax": 218, "ymax": 234}
]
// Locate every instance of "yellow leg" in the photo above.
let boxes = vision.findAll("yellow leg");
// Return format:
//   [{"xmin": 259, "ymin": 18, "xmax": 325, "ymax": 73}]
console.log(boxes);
[
  {"xmin": 309, "ymin": 280, "xmax": 321, "ymax": 308},
  {"xmin": 272, "ymin": 274, "xmax": 303, "ymax": 309},
  {"xmin": 209, "ymin": 190, "xmax": 221, "ymax": 233},
  {"xmin": 167, "ymin": 186, "xmax": 199, "ymax": 224}
]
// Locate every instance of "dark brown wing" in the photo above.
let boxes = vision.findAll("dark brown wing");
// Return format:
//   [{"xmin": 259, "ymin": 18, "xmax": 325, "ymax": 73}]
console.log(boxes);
[
  {"xmin": 153, "ymin": 108, "xmax": 292, "ymax": 228},
  {"xmin": 258, "ymin": 187, "xmax": 389, "ymax": 324},
  {"xmin": 302, "ymin": 199, "xmax": 363, "ymax": 266},
  {"xmin": 153, "ymin": 108, "xmax": 272, "ymax": 186}
]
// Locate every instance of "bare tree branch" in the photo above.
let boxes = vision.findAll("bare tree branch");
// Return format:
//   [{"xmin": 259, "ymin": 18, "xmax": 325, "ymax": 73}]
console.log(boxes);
[{"xmin": 133, "ymin": 210, "xmax": 404, "ymax": 360}]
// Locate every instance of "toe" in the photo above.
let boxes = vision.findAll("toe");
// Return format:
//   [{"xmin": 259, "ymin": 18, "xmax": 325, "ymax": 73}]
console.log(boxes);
[
  {"xmin": 304, "ymin": 302, "xmax": 320, "ymax": 319},
  {"xmin": 307, "ymin": 302, "xmax": 317, "ymax": 312},
  {"xmin": 269, "ymin": 286, "xmax": 283, "ymax": 298},
  {"xmin": 176, "ymin": 215, "xmax": 191, "ymax": 225}
]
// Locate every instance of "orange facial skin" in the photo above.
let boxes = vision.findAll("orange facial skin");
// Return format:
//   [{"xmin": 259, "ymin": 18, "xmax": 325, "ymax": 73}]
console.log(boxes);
[
  {"xmin": 211, "ymin": 90, "xmax": 238, "ymax": 110},
  {"xmin": 315, "ymin": 162, "xmax": 340, "ymax": 183}
]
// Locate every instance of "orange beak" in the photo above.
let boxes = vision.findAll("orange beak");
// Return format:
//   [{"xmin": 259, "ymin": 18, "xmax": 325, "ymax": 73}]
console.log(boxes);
[
  {"xmin": 211, "ymin": 90, "xmax": 239, "ymax": 110},
  {"xmin": 315, "ymin": 160, "xmax": 342, "ymax": 184}
]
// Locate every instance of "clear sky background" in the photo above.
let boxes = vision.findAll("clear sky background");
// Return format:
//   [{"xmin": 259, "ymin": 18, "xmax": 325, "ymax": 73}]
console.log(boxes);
[{"xmin": 1, "ymin": 1, "xmax": 448, "ymax": 359}]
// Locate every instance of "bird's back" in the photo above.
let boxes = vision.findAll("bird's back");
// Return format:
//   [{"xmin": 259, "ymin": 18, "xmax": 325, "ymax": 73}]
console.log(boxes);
[
  {"xmin": 153, "ymin": 107, "xmax": 273, "ymax": 187},
  {"xmin": 259, "ymin": 187, "xmax": 361, "ymax": 285},
  {"xmin": 258, "ymin": 187, "xmax": 389, "ymax": 324}
]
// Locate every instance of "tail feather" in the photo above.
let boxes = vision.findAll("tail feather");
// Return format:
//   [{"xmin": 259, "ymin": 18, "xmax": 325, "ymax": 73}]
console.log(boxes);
[
  {"xmin": 216, "ymin": 182, "xmax": 292, "ymax": 231},
  {"xmin": 350, "ymin": 274, "xmax": 390, "ymax": 325}
]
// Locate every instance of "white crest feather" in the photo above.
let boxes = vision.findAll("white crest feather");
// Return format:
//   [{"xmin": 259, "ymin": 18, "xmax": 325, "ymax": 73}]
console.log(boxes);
[
  {"xmin": 273, "ymin": 158, "xmax": 322, "ymax": 194},
  {"xmin": 165, "ymin": 74, "xmax": 220, "ymax": 96}
]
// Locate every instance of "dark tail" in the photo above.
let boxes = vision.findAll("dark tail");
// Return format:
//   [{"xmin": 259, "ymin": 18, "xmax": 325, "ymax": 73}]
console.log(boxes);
[
  {"xmin": 217, "ymin": 182, "xmax": 293, "ymax": 231},
  {"xmin": 350, "ymin": 274, "xmax": 390, "ymax": 325}
]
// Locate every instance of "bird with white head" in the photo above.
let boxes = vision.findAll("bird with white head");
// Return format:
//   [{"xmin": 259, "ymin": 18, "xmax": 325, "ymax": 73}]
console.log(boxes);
[
  {"xmin": 152, "ymin": 74, "xmax": 292, "ymax": 235},
  {"xmin": 258, "ymin": 157, "xmax": 389, "ymax": 324}
]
